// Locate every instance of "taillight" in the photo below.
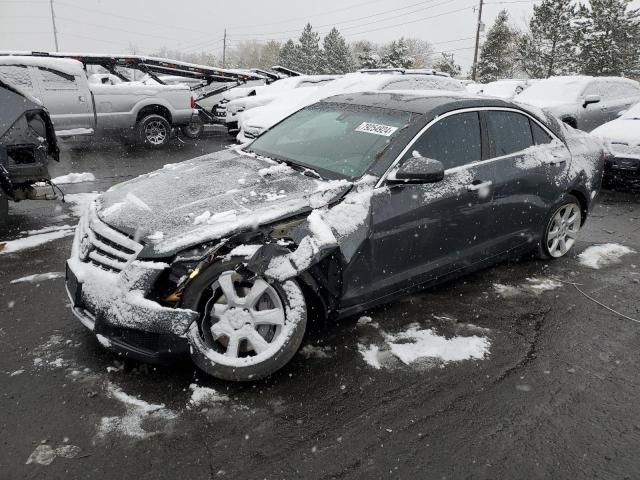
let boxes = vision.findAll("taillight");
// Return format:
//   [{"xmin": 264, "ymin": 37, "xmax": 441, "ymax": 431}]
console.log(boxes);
[{"xmin": 190, "ymin": 96, "xmax": 196, "ymax": 109}]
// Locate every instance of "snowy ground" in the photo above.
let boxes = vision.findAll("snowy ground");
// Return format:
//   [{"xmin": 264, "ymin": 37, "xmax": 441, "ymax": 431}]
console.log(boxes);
[{"xmin": 1, "ymin": 136, "xmax": 640, "ymax": 479}]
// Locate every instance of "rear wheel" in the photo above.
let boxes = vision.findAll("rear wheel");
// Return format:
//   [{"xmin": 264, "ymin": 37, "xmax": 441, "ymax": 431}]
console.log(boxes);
[
  {"xmin": 184, "ymin": 262, "xmax": 307, "ymax": 381},
  {"xmin": 180, "ymin": 119, "xmax": 204, "ymax": 139},
  {"xmin": 137, "ymin": 114, "xmax": 171, "ymax": 149},
  {"xmin": 537, "ymin": 195, "xmax": 582, "ymax": 259}
]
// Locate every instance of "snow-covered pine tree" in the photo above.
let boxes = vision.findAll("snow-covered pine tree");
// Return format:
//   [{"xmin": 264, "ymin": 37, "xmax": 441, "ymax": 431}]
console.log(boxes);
[
  {"xmin": 575, "ymin": 0, "xmax": 640, "ymax": 76},
  {"xmin": 518, "ymin": 0, "xmax": 578, "ymax": 77},
  {"xmin": 357, "ymin": 42, "xmax": 382, "ymax": 69},
  {"xmin": 278, "ymin": 39, "xmax": 299, "ymax": 71},
  {"xmin": 382, "ymin": 38, "xmax": 415, "ymax": 68},
  {"xmin": 432, "ymin": 53, "xmax": 462, "ymax": 77},
  {"xmin": 322, "ymin": 28, "xmax": 354, "ymax": 74},
  {"xmin": 477, "ymin": 10, "xmax": 519, "ymax": 82},
  {"xmin": 297, "ymin": 23, "xmax": 323, "ymax": 74}
]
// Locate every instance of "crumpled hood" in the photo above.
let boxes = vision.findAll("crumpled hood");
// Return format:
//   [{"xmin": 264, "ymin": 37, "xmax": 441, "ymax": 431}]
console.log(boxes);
[{"xmin": 96, "ymin": 149, "xmax": 351, "ymax": 256}]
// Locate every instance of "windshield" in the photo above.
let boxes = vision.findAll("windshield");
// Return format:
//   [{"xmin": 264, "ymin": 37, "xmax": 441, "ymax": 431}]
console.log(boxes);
[
  {"xmin": 246, "ymin": 102, "xmax": 415, "ymax": 179},
  {"xmin": 518, "ymin": 78, "xmax": 587, "ymax": 103}
]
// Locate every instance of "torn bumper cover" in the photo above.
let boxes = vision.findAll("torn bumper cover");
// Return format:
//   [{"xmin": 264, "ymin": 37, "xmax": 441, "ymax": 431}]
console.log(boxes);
[{"xmin": 65, "ymin": 205, "xmax": 198, "ymax": 362}]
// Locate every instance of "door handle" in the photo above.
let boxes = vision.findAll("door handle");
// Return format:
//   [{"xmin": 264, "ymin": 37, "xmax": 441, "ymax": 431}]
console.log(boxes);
[{"xmin": 466, "ymin": 180, "xmax": 492, "ymax": 192}]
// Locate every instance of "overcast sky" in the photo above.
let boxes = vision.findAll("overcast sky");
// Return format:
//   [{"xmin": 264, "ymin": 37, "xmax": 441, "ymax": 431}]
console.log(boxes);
[{"xmin": 2, "ymin": 0, "xmax": 640, "ymax": 72}]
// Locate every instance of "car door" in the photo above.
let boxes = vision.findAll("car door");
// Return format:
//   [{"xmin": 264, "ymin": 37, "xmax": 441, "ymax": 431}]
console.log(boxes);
[
  {"xmin": 483, "ymin": 109, "xmax": 571, "ymax": 252},
  {"xmin": 580, "ymin": 80, "xmax": 611, "ymax": 131},
  {"xmin": 365, "ymin": 110, "xmax": 495, "ymax": 302},
  {"xmin": 31, "ymin": 66, "xmax": 94, "ymax": 131}
]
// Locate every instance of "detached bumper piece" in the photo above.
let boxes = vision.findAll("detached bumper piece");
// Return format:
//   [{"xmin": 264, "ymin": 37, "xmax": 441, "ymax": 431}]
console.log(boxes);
[{"xmin": 605, "ymin": 156, "xmax": 640, "ymax": 180}]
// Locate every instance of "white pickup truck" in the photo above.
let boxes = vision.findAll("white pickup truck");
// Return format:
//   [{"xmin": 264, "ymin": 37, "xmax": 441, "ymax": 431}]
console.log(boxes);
[{"xmin": 0, "ymin": 56, "xmax": 199, "ymax": 148}]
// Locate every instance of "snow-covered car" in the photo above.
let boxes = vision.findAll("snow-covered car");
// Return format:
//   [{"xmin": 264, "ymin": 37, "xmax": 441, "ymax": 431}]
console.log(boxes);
[
  {"xmin": 236, "ymin": 72, "xmax": 466, "ymax": 143},
  {"xmin": 477, "ymin": 79, "xmax": 534, "ymax": 99},
  {"xmin": 224, "ymin": 75, "xmax": 339, "ymax": 131},
  {"xmin": 0, "ymin": 77, "xmax": 59, "ymax": 225},
  {"xmin": 516, "ymin": 76, "xmax": 640, "ymax": 131},
  {"xmin": 591, "ymin": 102, "xmax": 640, "ymax": 182},
  {"xmin": 0, "ymin": 56, "xmax": 199, "ymax": 148},
  {"xmin": 66, "ymin": 91, "xmax": 605, "ymax": 382}
]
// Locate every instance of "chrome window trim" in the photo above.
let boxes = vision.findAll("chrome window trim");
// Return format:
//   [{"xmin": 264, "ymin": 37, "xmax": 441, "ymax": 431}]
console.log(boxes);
[{"xmin": 375, "ymin": 106, "xmax": 563, "ymax": 188}]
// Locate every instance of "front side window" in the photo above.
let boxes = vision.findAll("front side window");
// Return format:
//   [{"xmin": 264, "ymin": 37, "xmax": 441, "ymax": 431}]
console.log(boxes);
[
  {"xmin": 531, "ymin": 120, "xmax": 553, "ymax": 145},
  {"xmin": 486, "ymin": 111, "xmax": 534, "ymax": 157},
  {"xmin": 405, "ymin": 112, "xmax": 481, "ymax": 170},
  {"xmin": 247, "ymin": 103, "xmax": 415, "ymax": 179}
]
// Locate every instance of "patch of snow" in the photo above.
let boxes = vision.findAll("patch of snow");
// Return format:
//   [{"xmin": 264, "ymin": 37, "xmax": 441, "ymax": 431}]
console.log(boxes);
[
  {"xmin": 10, "ymin": 272, "xmax": 64, "ymax": 284},
  {"xmin": 51, "ymin": 172, "xmax": 95, "ymax": 184},
  {"xmin": 0, "ymin": 230, "xmax": 74, "ymax": 255},
  {"xmin": 96, "ymin": 334, "xmax": 112, "ymax": 348},
  {"xmin": 525, "ymin": 277, "xmax": 563, "ymax": 292},
  {"xmin": 147, "ymin": 231, "xmax": 164, "ymax": 241},
  {"xmin": 55, "ymin": 127, "xmax": 94, "ymax": 137},
  {"xmin": 578, "ymin": 243, "xmax": 635, "ymax": 269},
  {"xmin": 493, "ymin": 277, "xmax": 563, "ymax": 296},
  {"xmin": 358, "ymin": 343, "xmax": 382, "ymax": 369},
  {"xmin": 357, "ymin": 316, "xmax": 373, "ymax": 326},
  {"xmin": 299, "ymin": 344, "xmax": 332, "ymax": 359},
  {"xmin": 65, "ymin": 192, "xmax": 100, "ymax": 217},
  {"xmin": 225, "ymin": 244, "xmax": 261, "ymax": 260},
  {"xmin": 22, "ymin": 224, "xmax": 75, "ymax": 236},
  {"xmin": 385, "ymin": 324, "xmax": 490, "ymax": 365},
  {"xmin": 189, "ymin": 383, "xmax": 229, "ymax": 407},
  {"xmin": 10, "ymin": 369, "xmax": 24, "ymax": 376},
  {"xmin": 25, "ymin": 444, "xmax": 81, "ymax": 466},
  {"xmin": 97, "ymin": 383, "xmax": 177, "ymax": 440},
  {"xmin": 125, "ymin": 192, "xmax": 152, "ymax": 212},
  {"xmin": 193, "ymin": 210, "xmax": 211, "ymax": 225}
]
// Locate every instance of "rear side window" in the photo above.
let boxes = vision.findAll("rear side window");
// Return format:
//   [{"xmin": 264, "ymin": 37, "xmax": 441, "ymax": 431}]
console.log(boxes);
[
  {"xmin": 531, "ymin": 120, "xmax": 553, "ymax": 145},
  {"xmin": 38, "ymin": 67, "xmax": 77, "ymax": 90},
  {"xmin": 486, "ymin": 111, "xmax": 534, "ymax": 157},
  {"xmin": 0, "ymin": 65, "xmax": 33, "ymax": 89},
  {"xmin": 407, "ymin": 112, "xmax": 481, "ymax": 170}
]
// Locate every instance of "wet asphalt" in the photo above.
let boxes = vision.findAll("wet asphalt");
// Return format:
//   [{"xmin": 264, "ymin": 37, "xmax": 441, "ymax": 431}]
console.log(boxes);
[{"xmin": 1, "ymin": 131, "xmax": 639, "ymax": 480}]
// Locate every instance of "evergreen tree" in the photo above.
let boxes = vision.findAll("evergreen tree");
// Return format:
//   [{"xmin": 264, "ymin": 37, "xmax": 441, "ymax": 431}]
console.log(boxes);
[
  {"xmin": 278, "ymin": 39, "xmax": 299, "ymax": 71},
  {"xmin": 382, "ymin": 38, "xmax": 415, "ymax": 68},
  {"xmin": 297, "ymin": 23, "xmax": 322, "ymax": 74},
  {"xmin": 357, "ymin": 42, "xmax": 382, "ymax": 69},
  {"xmin": 322, "ymin": 28, "xmax": 354, "ymax": 74},
  {"xmin": 518, "ymin": 0, "xmax": 577, "ymax": 78},
  {"xmin": 432, "ymin": 53, "xmax": 462, "ymax": 77},
  {"xmin": 575, "ymin": 0, "xmax": 640, "ymax": 76},
  {"xmin": 477, "ymin": 10, "xmax": 519, "ymax": 82}
]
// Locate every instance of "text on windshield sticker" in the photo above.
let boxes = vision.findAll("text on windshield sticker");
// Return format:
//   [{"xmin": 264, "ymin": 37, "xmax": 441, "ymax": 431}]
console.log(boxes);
[{"xmin": 355, "ymin": 122, "xmax": 398, "ymax": 137}]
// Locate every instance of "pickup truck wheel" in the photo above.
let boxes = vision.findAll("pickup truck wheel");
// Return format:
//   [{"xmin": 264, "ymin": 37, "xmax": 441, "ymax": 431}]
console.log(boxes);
[
  {"xmin": 184, "ymin": 262, "xmax": 307, "ymax": 382},
  {"xmin": 180, "ymin": 119, "xmax": 204, "ymax": 139},
  {"xmin": 137, "ymin": 114, "xmax": 171, "ymax": 149}
]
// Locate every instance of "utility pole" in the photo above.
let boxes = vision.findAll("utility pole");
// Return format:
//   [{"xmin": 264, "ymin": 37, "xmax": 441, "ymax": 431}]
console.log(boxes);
[
  {"xmin": 49, "ymin": 0, "xmax": 59, "ymax": 52},
  {"xmin": 222, "ymin": 29, "xmax": 227, "ymax": 68},
  {"xmin": 471, "ymin": 0, "xmax": 484, "ymax": 81}
]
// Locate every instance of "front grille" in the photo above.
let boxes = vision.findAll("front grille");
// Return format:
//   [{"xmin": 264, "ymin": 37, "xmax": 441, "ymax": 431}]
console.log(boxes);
[{"xmin": 79, "ymin": 208, "xmax": 142, "ymax": 273}]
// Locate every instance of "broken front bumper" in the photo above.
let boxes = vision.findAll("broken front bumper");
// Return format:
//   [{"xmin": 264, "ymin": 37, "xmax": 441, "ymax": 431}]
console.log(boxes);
[{"xmin": 65, "ymin": 205, "xmax": 197, "ymax": 363}]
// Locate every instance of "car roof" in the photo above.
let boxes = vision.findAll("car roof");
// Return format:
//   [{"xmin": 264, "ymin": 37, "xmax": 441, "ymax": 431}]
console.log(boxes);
[
  {"xmin": 320, "ymin": 90, "xmax": 565, "ymax": 140},
  {"xmin": 321, "ymin": 90, "xmax": 519, "ymax": 114}
]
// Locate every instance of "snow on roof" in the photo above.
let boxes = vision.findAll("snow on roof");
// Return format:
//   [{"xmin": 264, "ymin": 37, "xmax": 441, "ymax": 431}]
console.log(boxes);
[{"xmin": 0, "ymin": 56, "xmax": 85, "ymax": 76}]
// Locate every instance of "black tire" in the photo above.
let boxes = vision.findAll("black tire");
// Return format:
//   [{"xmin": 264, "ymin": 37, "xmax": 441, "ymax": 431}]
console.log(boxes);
[
  {"xmin": 537, "ymin": 194, "xmax": 582, "ymax": 259},
  {"xmin": 180, "ymin": 119, "xmax": 204, "ymax": 139},
  {"xmin": 137, "ymin": 114, "xmax": 171, "ymax": 149},
  {"xmin": 0, "ymin": 193, "xmax": 8, "ymax": 228},
  {"xmin": 183, "ymin": 260, "xmax": 307, "ymax": 382}
]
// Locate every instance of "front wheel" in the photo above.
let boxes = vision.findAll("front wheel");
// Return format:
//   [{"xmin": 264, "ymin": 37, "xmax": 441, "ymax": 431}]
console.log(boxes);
[
  {"xmin": 537, "ymin": 195, "xmax": 582, "ymax": 259},
  {"xmin": 184, "ymin": 264, "xmax": 307, "ymax": 381},
  {"xmin": 137, "ymin": 114, "xmax": 171, "ymax": 149}
]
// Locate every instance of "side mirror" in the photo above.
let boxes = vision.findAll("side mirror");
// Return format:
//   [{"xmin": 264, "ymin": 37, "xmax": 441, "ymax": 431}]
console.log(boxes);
[
  {"xmin": 583, "ymin": 94, "xmax": 601, "ymax": 107},
  {"xmin": 387, "ymin": 156, "xmax": 445, "ymax": 184}
]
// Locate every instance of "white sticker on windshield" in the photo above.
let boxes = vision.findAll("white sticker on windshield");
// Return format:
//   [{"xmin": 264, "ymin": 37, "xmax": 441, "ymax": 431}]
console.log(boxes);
[{"xmin": 355, "ymin": 122, "xmax": 398, "ymax": 137}]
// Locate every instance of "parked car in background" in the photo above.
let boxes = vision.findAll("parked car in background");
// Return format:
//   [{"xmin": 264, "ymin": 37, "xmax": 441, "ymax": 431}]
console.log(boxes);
[
  {"xmin": 0, "ymin": 77, "xmax": 59, "ymax": 226},
  {"xmin": 236, "ymin": 71, "xmax": 466, "ymax": 143},
  {"xmin": 224, "ymin": 75, "xmax": 340, "ymax": 132},
  {"xmin": 591, "ymin": 102, "xmax": 640, "ymax": 182},
  {"xmin": 477, "ymin": 79, "xmax": 534, "ymax": 99},
  {"xmin": 211, "ymin": 81, "xmax": 268, "ymax": 124},
  {"xmin": 516, "ymin": 76, "xmax": 640, "ymax": 131},
  {"xmin": 0, "ymin": 56, "xmax": 199, "ymax": 148},
  {"xmin": 66, "ymin": 91, "xmax": 605, "ymax": 381}
]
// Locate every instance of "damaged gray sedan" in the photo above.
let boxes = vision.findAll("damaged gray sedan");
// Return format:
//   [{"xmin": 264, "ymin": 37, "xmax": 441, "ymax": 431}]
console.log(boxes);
[{"xmin": 66, "ymin": 91, "xmax": 605, "ymax": 381}]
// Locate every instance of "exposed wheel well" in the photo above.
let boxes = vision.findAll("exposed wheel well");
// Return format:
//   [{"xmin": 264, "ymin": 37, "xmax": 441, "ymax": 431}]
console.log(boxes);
[
  {"xmin": 136, "ymin": 105, "xmax": 172, "ymax": 125},
  {"xmin": 569, "ymin": 189, "xmax": 589, "ymax": 225},
  {"xmin": 561, "ymin": 116, "xmax": 577, "ymax": 129}
]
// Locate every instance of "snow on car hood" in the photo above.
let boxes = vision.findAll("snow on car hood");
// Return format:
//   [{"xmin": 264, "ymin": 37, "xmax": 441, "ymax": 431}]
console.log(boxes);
[{"xmin": 95, "ymin": 149, "xmax": 352, "ymax": 256}]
